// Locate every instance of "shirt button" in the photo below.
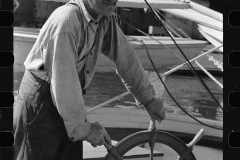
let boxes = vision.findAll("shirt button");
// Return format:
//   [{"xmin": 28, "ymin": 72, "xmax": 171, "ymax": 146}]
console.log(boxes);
[
  {"xmin": 89, "ymin": 52, "xmax": 93, "ymax": 55},
  {"xmin": 70, "ymin": 137, "xmax": 74, "ymax": 141},
  {"xmin": 86, "ymin": 69, "xmax": 90, "ymax": 74}
]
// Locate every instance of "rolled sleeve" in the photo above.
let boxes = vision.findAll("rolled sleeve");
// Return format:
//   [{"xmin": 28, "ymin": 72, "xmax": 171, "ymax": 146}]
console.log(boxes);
[
  {"xmin": 102, "ymin": 16, "xmax": 155, "ymax": 105},
  {"xmin": 47, "ymin": 32, "xmax": 91, "ymax": 141}
]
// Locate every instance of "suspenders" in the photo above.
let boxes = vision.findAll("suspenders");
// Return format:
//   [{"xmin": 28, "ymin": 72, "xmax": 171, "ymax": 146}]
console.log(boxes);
[{"xmin": 66, "ymin": 3, "xmax": 105, "ymax": 95}]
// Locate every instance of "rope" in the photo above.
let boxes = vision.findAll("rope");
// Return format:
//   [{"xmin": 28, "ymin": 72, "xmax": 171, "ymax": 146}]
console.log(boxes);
[
  {"xmin": 195, "ymin": 60, "xmax": 223, "ymax": 89},
  {"xmin": 207, "ymin": 55, "xmax": 223, "ymax": 72}
]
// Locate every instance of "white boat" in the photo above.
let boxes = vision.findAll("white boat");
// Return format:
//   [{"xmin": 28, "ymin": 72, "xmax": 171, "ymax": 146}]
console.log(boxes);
[
  {"xmin": 169, "ymin": 44, "xmax": 223, "ymax": 74},
  {"xmin": 161, "ymin": 6, "xmax": 223, "ymax": 73},
  {"xmin": 171, "ymin": 45, "xmax": 223, "ymax": 73}
]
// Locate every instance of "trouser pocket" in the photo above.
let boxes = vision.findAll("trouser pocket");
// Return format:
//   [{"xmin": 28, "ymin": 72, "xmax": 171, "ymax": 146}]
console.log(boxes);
[
  {"xmin": 15, "ymin": 90, "xmax": 65, "ymax": 159},
  {"xmin": 27, "ymin": 95, "xmax": 66, "ymax": 159},
  {"xmin": 26, "ymin": 94, "xmax": 45, "ymax": 125}
]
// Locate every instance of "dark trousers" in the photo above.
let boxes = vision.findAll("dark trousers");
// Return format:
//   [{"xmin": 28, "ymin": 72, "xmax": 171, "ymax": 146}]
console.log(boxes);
[{"xmin": 13, "ymin": 71, "xmax": 83, "ymax": 160}]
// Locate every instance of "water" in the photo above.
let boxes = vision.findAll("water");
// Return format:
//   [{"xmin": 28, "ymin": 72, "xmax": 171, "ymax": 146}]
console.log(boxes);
[
  {"xmin": 84, "ymin": 72, "xmax": 223, "ymax": 121},
  {"xmin": 14, "ymin": 70, "xmax": 223, "ymax": 122},
  {"xmin": 161, "ymin": 73, "xmax": 223, "ymax": 121}
]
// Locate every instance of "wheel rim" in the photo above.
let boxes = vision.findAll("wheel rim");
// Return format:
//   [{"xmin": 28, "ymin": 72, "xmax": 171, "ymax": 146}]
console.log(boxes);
[{"xmin": 105, "ymin": 130, "xmax": 196, "ymax": 160}]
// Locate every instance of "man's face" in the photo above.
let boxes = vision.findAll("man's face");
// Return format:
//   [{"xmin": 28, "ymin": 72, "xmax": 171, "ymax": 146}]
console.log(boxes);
[{"xmin": 88, "ymin": 0, "xmax": 118, "ymax": 17}]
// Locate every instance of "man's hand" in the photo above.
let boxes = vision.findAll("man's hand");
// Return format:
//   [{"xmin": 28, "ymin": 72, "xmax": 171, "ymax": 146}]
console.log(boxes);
[
  {"xmin": 144, "ymin": 98, "xmax": 166, "ymax": 123},
  {"xmin": 85, "ymin": 122, "xmax": 112, "ymax": 149}
]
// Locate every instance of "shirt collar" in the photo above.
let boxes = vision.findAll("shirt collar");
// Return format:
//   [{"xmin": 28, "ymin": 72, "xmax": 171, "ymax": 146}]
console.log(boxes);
[{"xmin": 69, "ymin": 0, "xmax": 107, "ymax": 30}]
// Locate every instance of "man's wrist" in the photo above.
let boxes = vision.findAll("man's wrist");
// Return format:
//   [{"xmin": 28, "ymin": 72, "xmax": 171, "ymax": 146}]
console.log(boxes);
[
  {"xmin": 83, "ymin": 121, "xmax": 93, "ymax": 140},
  {"xmin": 143, "ymin": 97, "xmax": 155, "ymax": 107},
  {"xmin": 134, "ymin": 85, "xmax": 156, "ymax": 106}
]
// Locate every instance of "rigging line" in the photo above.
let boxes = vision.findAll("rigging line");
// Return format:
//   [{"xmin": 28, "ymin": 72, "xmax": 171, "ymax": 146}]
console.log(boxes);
[
  {"xmin": 141, "ymin": 41, "xmax": 222, "ymax": 130},
  {"xmin": 155, "ymin": 9, "xmax": 191, "ymax": 38},
  {"xmin": 149, "ymin": 10, "xmax": 183, "ymax": 38},
  {"xmin": 143, "ymin": 0, "xmax": 223, "ymax": 111},
  {"xmin": 172, "ymin": 15, "xmax": 193, "ymax": 27},
  {"xmin": 194, "ymin": 60, "xmax": 223, "ymax": 89},
  {"xmin": 161, "ymin": 22, "xmax": 183, "ymax": 38}
]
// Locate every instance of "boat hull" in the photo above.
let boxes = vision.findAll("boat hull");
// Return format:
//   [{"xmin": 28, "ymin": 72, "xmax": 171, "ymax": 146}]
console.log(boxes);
[{"xmin": 170, "ymin": 45, "xmax": 223, "ymax": 74}]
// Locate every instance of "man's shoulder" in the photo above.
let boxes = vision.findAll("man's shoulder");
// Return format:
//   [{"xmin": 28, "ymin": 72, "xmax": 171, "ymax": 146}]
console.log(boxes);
[
  {"xmin": 44, "ymin": 4, "xmax": 83, "ymax": 37},
  {"xmin": 52, "ymin": 4, "xmax": 82, "ymax": 25}
]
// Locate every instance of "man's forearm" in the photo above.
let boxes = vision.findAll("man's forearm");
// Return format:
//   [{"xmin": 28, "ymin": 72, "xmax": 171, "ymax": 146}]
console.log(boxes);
[{"xmin": 102, "ymin": 16, "xmax": 156, "ymax": 104}]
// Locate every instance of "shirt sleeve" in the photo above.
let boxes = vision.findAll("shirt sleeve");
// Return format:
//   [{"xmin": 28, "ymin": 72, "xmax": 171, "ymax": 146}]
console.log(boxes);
[
  {"xmin": 46, "ymin": 31, "xmax": 92, "ymax": 141},
  {"xmin": 101, "ymin": 16, "xmax": 155, "ymax": 105}
]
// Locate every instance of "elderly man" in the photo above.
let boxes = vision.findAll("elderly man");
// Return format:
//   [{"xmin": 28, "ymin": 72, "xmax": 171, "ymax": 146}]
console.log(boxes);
[{"xmin": 13, "ymin": 0, "xmax": 165, "ymax": 159}]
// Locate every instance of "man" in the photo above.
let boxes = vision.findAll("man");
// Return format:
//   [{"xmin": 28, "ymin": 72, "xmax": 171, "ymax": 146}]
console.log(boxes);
[{"xmin": 13, "ymin": 0, "xmax": 166, "ymax": 159}]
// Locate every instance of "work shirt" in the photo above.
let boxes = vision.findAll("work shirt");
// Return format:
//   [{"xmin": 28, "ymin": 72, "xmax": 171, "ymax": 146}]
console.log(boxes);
[{"xmin": 24, "ymin": 0, "xmax": 155, "ymax": 142}]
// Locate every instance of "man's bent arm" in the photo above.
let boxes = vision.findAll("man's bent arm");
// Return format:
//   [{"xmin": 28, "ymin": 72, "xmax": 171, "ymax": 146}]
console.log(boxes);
[
  {"xmin": 48, "ymin": 32, "xmax": 92, "ymax": 141},
  {"xmin": 102, "ymin": 16, "xmax": 155, "ymax": 105}
]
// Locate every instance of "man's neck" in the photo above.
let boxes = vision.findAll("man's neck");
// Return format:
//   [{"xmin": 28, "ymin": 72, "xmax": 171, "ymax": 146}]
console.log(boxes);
[{"xmin": 82, "ymin": 0, "xmax": 98, "ymax": 19}]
